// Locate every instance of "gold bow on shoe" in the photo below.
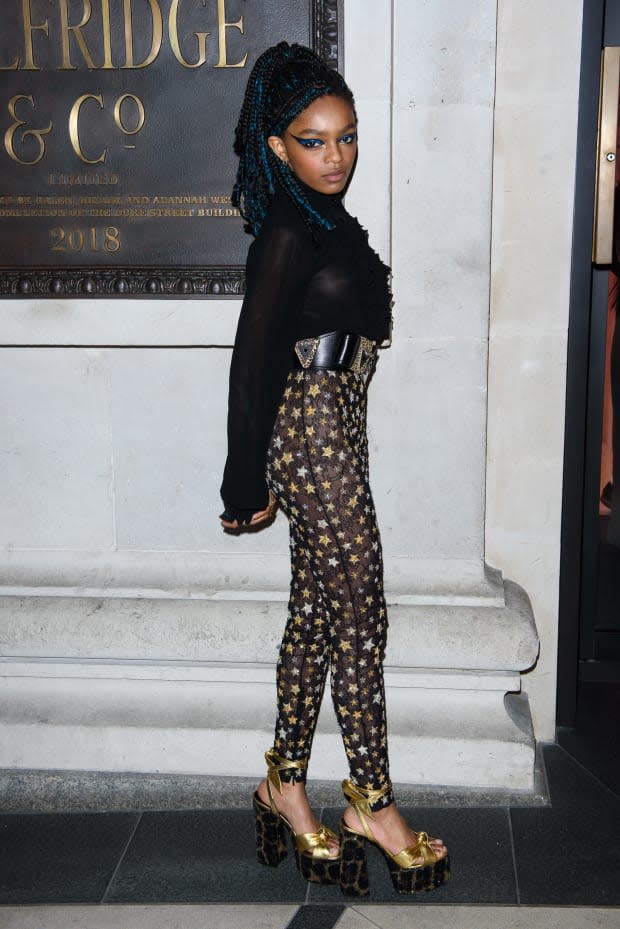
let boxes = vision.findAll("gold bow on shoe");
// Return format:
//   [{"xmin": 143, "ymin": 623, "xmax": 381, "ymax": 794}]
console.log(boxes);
[
  {"xmin": 390, "ymin": 831, "xmax": 439, "ymax": 868},
  {"xmin": 342, "ymin": 778, "xmax": 440, "ymax": 865},
  {"xmin": 295, "ymin": 823, "xmax": 340, "ymax": 859},
  {"xmin": 339, "ymin": 779, "xmax": 450, "ymax": 895},
  {"xmin": 264, "ymin": 749, "xmax": 339, "ymax": 860},
  {"xmin": 254, "ymin": 747, "xmax": 340, "ymax": 885}
]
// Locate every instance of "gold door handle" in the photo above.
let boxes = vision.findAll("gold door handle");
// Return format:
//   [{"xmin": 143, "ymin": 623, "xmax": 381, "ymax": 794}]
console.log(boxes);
[{"xmin": 593, "ymin": 46, "xmax": 620, "ymax": 264}]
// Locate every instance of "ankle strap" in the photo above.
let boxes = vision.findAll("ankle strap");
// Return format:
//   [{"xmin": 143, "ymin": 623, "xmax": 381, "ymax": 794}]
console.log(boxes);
[
  {"xmin": 342, "ymin": 779, "xmax": 392, "ymax": 840},
  {"xmin": 265, "ymin": 748, "xmax": 307, "ymax": 798}
]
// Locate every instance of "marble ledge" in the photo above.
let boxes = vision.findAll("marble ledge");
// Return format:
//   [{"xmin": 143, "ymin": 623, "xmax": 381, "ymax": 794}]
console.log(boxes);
[
  {"xmin": 0, "ymin": 578, "xmax": 539, "ymax": 672},
  {"xmin": 0, "ymin": 554, "xmax": 504, "ymax": 603}
]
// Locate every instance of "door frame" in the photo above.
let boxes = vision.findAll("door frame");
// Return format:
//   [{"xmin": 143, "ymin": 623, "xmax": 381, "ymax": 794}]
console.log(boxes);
[{"xmin": 557, "ymin": 0, "xmax": 606, "ymax": 726}]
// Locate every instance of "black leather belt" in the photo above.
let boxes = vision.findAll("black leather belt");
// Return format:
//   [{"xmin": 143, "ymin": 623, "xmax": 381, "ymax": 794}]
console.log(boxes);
[{"xmin": 293, "ymin": 330, "xmax": 377, "ymax": 374}]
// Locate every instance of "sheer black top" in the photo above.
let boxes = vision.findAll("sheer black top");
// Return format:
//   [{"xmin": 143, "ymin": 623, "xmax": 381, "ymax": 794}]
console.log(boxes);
[{"xmin": 220, "ymin": 181, "xmax": 392, "ymax": 521}]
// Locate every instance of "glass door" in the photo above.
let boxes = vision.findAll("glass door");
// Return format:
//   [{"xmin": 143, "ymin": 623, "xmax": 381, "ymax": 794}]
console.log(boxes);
[{"xmin": 580, "ymin": 43, "xmax": 620, "ymax": 668}]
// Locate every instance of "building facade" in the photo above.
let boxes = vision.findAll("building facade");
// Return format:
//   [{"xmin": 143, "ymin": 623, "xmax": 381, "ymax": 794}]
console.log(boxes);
[{"xmin": 0, "ymin": 0, "xmax": 585, "ymax": 793}]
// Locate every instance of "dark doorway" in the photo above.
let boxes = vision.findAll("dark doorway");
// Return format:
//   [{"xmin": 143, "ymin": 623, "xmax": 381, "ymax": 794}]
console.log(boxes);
[{"xmin": 558, "ymin": 0, "xmax": 620, "ymax": 727}]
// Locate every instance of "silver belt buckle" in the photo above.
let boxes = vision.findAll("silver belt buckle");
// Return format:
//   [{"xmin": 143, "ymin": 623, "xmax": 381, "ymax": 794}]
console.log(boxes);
[
  {"xmin": 351, "ymin": 336, "xmax": 376, "ymax": 374},
  {"xmin": 295, "ymin": 337, "xmax": 321, "ymax": 369}
]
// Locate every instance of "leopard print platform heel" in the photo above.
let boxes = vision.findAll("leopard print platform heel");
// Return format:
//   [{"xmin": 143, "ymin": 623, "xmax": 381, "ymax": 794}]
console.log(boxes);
[
  {"xmin": 253, "ymin": 791, "xmax": 288, "ymax": 867},
  {"xmin": 339, "ymin": 779, "xmax": 451, "ymax": 896},
  {"xmin": 253, "ymin": 749, "xmax": 340, "ymax": 884},
  {"xmin": 339, "ymin": 821, "xmax": 370, "ymax": 896}
]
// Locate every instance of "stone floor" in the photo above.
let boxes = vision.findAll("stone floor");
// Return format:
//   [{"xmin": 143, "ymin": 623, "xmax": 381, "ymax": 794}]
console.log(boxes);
[
  {"xmin": 0, "ymin": 906, "xmax": 619, "ymax": 929},
  {"xmin": 1, "ymin": 682, "xmax": 619, "ymax": 929}
]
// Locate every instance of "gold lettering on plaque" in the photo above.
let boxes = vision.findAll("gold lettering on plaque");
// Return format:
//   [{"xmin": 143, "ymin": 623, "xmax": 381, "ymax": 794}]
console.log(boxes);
[
  {"xmin": 122, "ymin": 0, "xmax": 164, "ymax": 69},
  {"xmin": 59, "ymin": 0, "xmax": 97, "ymax": 70},
  {"xmin": 101, "ymin": 0, "xmax": 114, "ymax": 68},
  {"xmin": 169, "ymin": 0, "xmax": 209, "ymax": 69},
  {"xmin": 5, "ymin": 94, "xmax": 52, "ymax": 165},
  {"xmin": 69, "ymin": 94, "xmax": 106, "ymax": 164},
  {"xmin": 215, "ymin": 0, "xmax": 247, "ymax": 68},
  {"xmin": 21, "ymin": 0, "xmax": 50, "ymax": 70},
  {"xmin": 113, "ymin": 94, "xmax": 145, "ymax": 135}
]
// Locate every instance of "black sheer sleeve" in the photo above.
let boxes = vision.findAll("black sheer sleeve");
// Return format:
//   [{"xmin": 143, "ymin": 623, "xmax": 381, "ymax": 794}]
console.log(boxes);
[{"xmin": 221, "ymin": 213, "xmax": 313, "ymax": 519}]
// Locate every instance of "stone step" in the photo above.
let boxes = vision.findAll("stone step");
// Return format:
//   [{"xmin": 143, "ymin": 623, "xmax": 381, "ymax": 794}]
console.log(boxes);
[
  {"xmin": 0, "ymin": 658, "xmax": 535, "ymax": 789},
  {"xmin": 0, "ymin": 576, "xmax": 539, "ymax": 790}
]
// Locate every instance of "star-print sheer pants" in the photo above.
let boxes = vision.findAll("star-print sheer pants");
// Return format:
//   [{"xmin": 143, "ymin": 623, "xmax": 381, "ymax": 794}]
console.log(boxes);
[{"xmin": 266, "ymin": 368, "xmax": 394, "ymax": 812}]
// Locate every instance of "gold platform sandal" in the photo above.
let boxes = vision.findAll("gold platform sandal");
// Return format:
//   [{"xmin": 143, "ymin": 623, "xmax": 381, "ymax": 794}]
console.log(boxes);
[
  {"xmin": 252, "ymin": 749, "xmax": 340, "ymax": 884},
  {"xmin": 339, "ymin": 780, "xmax": 451, "ymax": 896}
]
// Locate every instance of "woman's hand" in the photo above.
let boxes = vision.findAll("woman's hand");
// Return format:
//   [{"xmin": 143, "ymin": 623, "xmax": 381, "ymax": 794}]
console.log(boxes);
[{"xmin": 220, "ymin": 491, "xmax": 277, "ymax": 531}]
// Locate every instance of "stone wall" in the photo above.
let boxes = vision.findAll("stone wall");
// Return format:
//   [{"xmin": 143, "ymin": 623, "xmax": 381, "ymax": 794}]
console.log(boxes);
[{"xmin": 486, "ymin": 0, "xmax": 584, "ymax": 740}]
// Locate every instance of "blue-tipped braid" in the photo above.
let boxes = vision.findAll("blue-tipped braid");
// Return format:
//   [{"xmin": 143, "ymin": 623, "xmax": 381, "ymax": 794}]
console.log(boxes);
[{"xmin": 232, "ymin": 41, "xmax": 356, "ymax": 237}]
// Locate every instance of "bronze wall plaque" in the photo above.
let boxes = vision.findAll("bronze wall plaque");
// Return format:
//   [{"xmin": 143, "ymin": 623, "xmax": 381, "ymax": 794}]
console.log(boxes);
[{"xmin": 0, "ymin": 0, "xmax": 342, "ymax": 298}]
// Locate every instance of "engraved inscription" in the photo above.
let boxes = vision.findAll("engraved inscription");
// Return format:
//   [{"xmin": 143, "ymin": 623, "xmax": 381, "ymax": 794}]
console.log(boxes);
[
  {"xmin": 50, "ymin": 225, "xmax": 121, "ymax": 252},
  {"xmin": 0, "ymin": 0, "xmax": 342, "ymax": 297}
]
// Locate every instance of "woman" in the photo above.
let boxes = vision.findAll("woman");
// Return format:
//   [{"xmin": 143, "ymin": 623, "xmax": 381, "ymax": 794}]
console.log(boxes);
[{"xmin": 220, "ymin": 42, "xmax": 450, "ymax": 896}]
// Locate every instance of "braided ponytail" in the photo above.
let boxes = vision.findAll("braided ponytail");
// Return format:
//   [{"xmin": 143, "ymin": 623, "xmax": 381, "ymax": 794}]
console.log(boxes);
[{"xmin": 232, "ymin": 42, "xmax": 355, "ymax": 236}]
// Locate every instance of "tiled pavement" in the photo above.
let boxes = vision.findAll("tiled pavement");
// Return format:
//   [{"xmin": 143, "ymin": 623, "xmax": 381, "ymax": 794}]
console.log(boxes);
[
  {"xmin": 1, "ymin": 683, "xmax": 619, "ymax": 928},
  {"xmin": 0, "ymin": 903, "xmax": 620, "ymax": 929},
  {"xmin": 0, "ymin": 906, "xmax": 619, "ymax": 929}
]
